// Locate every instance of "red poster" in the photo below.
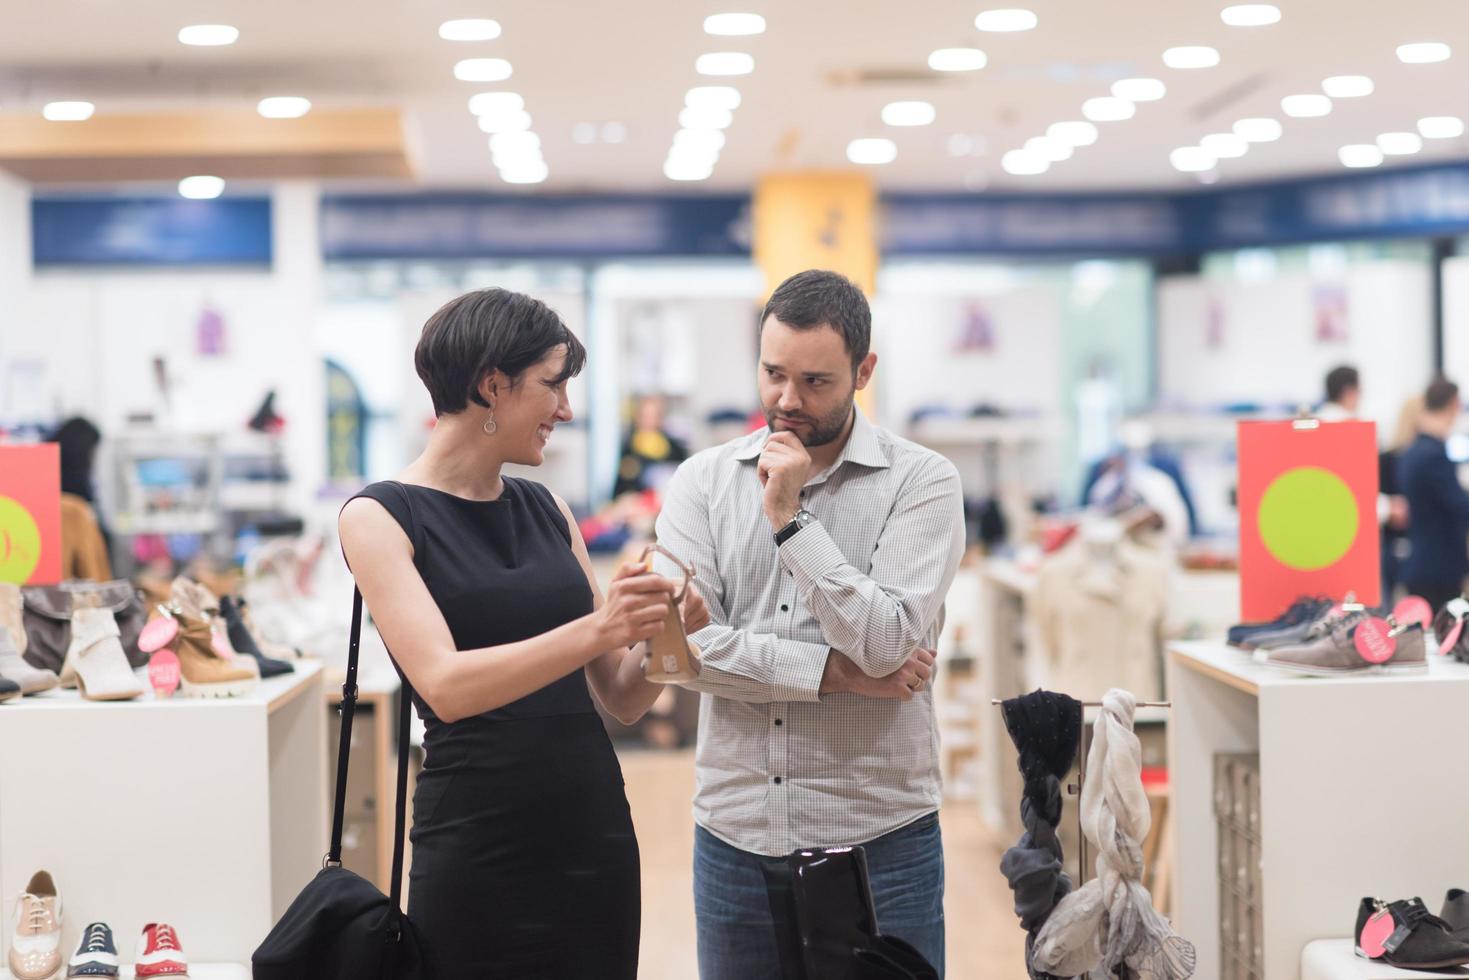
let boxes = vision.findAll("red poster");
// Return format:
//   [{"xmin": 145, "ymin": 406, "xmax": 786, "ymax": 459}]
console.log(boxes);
[
  {"xmin": 0, "ymin": 445, "xmax": 63, "ymax": 586},
  {"xmin": 1238, "ymin": 420, "xmax": 1379, "ymax": 620}
]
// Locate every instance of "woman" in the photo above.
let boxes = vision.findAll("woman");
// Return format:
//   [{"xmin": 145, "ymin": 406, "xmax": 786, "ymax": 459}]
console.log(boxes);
[{"xmin": 339, "ymin": 288, "xmax": 707, "ymax": 978}]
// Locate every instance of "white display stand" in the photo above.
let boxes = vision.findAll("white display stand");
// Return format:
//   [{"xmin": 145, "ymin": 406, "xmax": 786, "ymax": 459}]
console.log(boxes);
[
  {"xmin": 1302, "ymin": 939, "xmax": 1468, "ymax": 979},
  {"xmin": 1169, "ymin": 642, "xmax": 1469, "ymax": 980},
  {"xmin": 0, "ymin": 661, "xmax": 326, "ymax": 966}
]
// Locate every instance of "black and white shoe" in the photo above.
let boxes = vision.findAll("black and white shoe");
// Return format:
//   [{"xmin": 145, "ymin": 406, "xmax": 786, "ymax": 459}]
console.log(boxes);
[{"xmin": 67, "ymin": 922, "xmax": 120, "ymax": 978}]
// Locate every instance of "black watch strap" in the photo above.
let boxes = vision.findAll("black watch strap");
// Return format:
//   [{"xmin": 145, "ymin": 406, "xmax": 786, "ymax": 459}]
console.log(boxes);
[{"xmin": 775, "ymin": 510, "xmax": 813, "ymax": 547}]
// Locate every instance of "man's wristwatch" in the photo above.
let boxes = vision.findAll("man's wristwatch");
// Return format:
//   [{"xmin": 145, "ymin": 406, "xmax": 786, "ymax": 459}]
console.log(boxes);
[{"xmin": 775, "ymin": 509, "xmax": 816, "ymax": 546}]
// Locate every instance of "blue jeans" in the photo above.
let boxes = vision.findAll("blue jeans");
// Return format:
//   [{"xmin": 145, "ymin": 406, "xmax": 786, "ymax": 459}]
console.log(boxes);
[{"xmin": 694, "ymin": 812, "xmax": 945, "ymax": 979}]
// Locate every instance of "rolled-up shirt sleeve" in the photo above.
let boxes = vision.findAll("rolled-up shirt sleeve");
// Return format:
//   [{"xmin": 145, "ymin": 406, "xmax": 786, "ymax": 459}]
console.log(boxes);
[
  {"xmin": 655, "ymin": 457, "xmax": 830, "ymax": 703},
  {"xmin": 778, "ymin": 455, "xmax": 965, "ymax": 677}
]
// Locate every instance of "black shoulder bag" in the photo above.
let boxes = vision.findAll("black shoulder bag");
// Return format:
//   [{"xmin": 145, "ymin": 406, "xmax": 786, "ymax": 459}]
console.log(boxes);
[{"xmin": 252, "ymin": 586, "xmax": 428, "ymax": 979}]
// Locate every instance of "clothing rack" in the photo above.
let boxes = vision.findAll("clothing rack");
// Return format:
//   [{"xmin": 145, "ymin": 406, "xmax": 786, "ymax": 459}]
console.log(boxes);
[
  {"xmin": 992, "ymin": 698, "xmax": 1172, "ymax": 980},
  {"xmin": 990, "ymin": 698, "xmax": 1172, "ymax": 886}
]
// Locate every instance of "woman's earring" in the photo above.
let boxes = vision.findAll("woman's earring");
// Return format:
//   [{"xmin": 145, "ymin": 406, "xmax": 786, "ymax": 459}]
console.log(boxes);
[{"xmin": 482, "ymin": 410, "xmax": 498, "ymax": 436}]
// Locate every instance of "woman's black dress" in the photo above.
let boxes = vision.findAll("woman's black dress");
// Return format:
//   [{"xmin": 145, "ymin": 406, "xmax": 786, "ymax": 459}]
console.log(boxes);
[{"xmin": 352, "ymin": 478, "xmax": 640, "ymax": 979}]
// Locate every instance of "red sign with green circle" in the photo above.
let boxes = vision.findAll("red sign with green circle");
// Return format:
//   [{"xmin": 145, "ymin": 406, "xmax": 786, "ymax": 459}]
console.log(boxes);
[{"xmin": 0, "ymin": 445, "xmax": 62, "ymax": 586}]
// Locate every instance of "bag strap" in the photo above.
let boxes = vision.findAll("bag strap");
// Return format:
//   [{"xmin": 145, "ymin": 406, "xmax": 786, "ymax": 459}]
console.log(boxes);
[{"xmin": 329, "ymin": 482, "xmax": 419, "ymax": 915}]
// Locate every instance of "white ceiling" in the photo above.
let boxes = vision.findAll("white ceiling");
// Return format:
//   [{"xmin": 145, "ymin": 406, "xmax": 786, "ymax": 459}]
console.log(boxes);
[{"xmin": 1, "ymin": 0, "xmax": 1467, "ymax": 192}]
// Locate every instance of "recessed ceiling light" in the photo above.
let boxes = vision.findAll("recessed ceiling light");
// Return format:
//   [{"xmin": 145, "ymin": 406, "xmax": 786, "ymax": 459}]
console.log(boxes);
[
  {"xmin": 490, "ymin": 131, "xmax": 541, "ymax": 156},
  {"xmin": 1220, "ymin": 4, "xmax": 1281, "ymax": 27},
  {"xmin": 1419, "ymin": 116, "xmax": 1465, "ymax": 139},
  {"xmin": 1398, "ymin": 42, "xmax": 1451, "ymax": 64},
  {"xmin": 696, "ymin": 52, "xmax": 755, "ymax": 76},
  {"xmin": 178, "ymin": 175, "xmax": 225, "ymax": 199},
  {"xmin": 1163, "ymin": 46, "xmax": 1220, "ymax": 69},
  {"xmin": 438, "ymin": 19, "xmax": 501, "ymax": 41},
  {"xmin": 1001, "ymin": 150, "xmax": 1049, "ymax": 175},
  {"xmin": 1111, "ymin": 78, "xmax": 1167, "ymax": 102},
  {"xmin": 477, "ymin": 109, "xmax": 533, "ymax": 133},
  {"xmin": 1377, "ymin": 131, "xmax": 1423, "ymax": 155},
  {"xmin": 685, "ymin": 86, "xmax": 742, "ymax": 111},
  {"xmin": 1282, "ymin": 94, "xmax": 1332, "ymax": 117},
  {"xmin": 602, "ymin": 122, "xmax": 628, "ymax": 143},
  {"xmin": 1201, "ymin": 133, "xmax": 1248, "ymax": 158},
  {"xmin": 847, "ymin": 138, "xmax": 897, "ymax": 165},
  {"xmin": 1170, "ymin": 147, "xmax": 1215, "ymax": 172},
  {"xmin": 928, "ymin": 48, "xmax": 987, "ymax": 71},
  {"xmin": 468, "ymin": 92, "xmax": 524, "ymax": 116},
  {"xmin": 680, "ymin": 105, "xmax": 733, "ymax": 130},
  {"xmin": 42, "ymin": 101, "xmax": 95, "ymax": 121},
  {"xmin": 500, "ymin": 162, "xmax": 549, "ymax": 185},
  {"xmin": 455, "ymin": 58, "xmax": 513, "ymax": 82},
  {"xmin": 675, "ymin": 129, "xmax": 727, "ymax": 154},
  {"xmin": 704, "ymin": 13, "xmax": 766, "ymax": 36},
  {"xmin": 665, "ymin": 157, "xmax": 715, "ymax": 181},
  {"xmin": 882, "ymin": 101, "xmax": 936, "ymax": 127},
  {"xmin": 1339, "ymin": 144, "xmax": 1384, "ymax": 168},
  {"xmin": 257, "ymin": 97, "xmax": 311, "ymax": 119},
  {"xmin": 1025, "ymin": 136, "xmax": 1073, "ymax": 162},
  {"xmin": 178, "ymin": 24, "xmax": 239, "ymax": 46},
  {"xmin": 1322, "ymin": 75, "xmax": 1373, "ymax": 98},
  {"xmin": 1082, "ymin": 97, "xmax": 1136, "ymax": 122},
  {"xmin": 1233, "ymin": 117, "xmax": 1283, "ymax": 142},
  {"xmin": 975, "ymin": 9, "xmax": 1038, "ymax": 32},
  {"xmin": 494, "ymin": 149, "xmax": 544, "ymax": 170},
  {"xmin": 572, "ymin": 123, "xmax": 598, "ymax": 145},
  {"xmin": 1048, "ymin": 120, "xmax": 1099, "ymax": 146}
]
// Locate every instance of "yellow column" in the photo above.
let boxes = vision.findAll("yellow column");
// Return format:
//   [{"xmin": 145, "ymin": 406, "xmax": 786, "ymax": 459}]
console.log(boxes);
[{"xmin": 752, "ymin": 171, "xmax": 878, "ymax": 299}]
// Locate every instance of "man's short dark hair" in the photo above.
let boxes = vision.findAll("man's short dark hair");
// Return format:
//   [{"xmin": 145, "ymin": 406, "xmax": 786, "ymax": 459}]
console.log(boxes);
[
  {"xmin": 1325, "ymin": 365, "xmax": 1360, "ymax": 404},
  {"xmin": 760, "ymin": 270, "xmax": 871, "ymax": 372},
  {"xmin": 415, "ymin": 288, "xmax": 586, "ymax": 416},
  {"xmin": 1426, "ymin": 377, "xmax": 1460, "ymax": 414}
]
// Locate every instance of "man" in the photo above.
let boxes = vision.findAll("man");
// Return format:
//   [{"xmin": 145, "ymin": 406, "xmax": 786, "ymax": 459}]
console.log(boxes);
[
  {"xmin": 1319, "ymin": 364, "xmax": 1361, "ymax": 421},
  {"xmin": 655, "ymin": 269, "xmax": 965, "ymax": 977},
  {"xmin": 1399, "ymin": 377, "xmax": 1469, "ymax": 612}
]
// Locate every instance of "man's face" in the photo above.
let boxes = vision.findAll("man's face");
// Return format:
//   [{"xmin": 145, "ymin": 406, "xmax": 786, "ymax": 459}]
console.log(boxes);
[
  {"xmin": 757, "ymin": 317, "xmax": 874, "ymax": 448},
  {"xmin": 1342, "ymin": 385, "xmax": 1362, "ymax": 412}
]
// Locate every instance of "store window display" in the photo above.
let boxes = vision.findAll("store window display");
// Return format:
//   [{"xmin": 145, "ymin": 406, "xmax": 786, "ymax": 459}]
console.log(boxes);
[
  {"xmin": 337, "ymin": 287, "xmax": 709, "ymax": 978},
  {"xmin": 654, "ymin": 270, "xmax": 964, "ymax": 977}
]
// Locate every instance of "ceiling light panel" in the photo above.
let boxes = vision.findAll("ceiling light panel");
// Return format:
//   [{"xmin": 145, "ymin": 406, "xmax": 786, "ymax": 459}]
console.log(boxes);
[
  {"xmin": 439, "ymin": 19, "xmax": 501, "ymax": 41},
  {"xmin": 881, "ymin": 101, "xmax": 936, "ymax": 127},
  {"xmin": 1281, "ymin": 94, "xmax": 1332, "ymax": 117},
  {"xmin": 1398, "ymin": 42, "xmax": 1451, "ymax": 64},
  {"xmin": 847, "ymin": 138, "xmax": 897, "ymax": 165},
  {"xmin": 178, "ymin": 24, "xmax": 238, "ymax": 46},
  {"xmin": 1048, "ymin": 121, "xmax": 1099, "ymax": 146},
  {"xmin": 929, "ymin": 48, "xmax": 987, "ymax": 71},
  {"xmin": 704, "ymin": 13, "xmax": 766, "ymax": 36},
  {"xmin": 1163, "ymin": 46, "xmax": 1220, "ymax": 69},
  {"xmin": 696, "ymin": 52, "xmax": 755, "ymax": 76},
  {"xmin": 257, "ymin": 96, "xmax": 311, "ymax": 119},
  {"xmin": 1419, "ymin": 116, "xmax": 1465, "ymax": 139},
  {"xmin": 1339, "ymin": 144, "xmax": 1383, "ymax": 167},
  {"xmin": 1112, "ymin": 78, "xmax": 1166, "ymax": 102},
  {"xmin": 455, "ymin": 58, "xmax": 513, "ymax": 82},
  {"xmin": 1322, "ymin": 75, "xmax": 1373, "ymax": 98},
  {"xmin": 1220, "ymin": 4, "xmax": 1281, "ymax": 27},
  {"xmin": 1082, "ymin": 97, "xmax": 1136, "ymax": 122},
  {"xmin": 1234, "ymin": 117, "xmax": 1283, "ymax": 142}
]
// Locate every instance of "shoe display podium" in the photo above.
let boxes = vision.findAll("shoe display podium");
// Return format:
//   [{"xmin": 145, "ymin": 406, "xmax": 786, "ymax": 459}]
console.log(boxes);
[
  {"xmin": 2, "ymin": 966, "xmax": 248, "ymax": 979},
  {"xmin": 0, "ymin": 662, "xmax": 325, "ymax": 966},
  {"xmin": 1302, "ymin": 939, "xmax": 1468, "ymax": 978},
  {"xmin": 1169, "ymin": 642, "xmax": 1469, "ymax": 979}
]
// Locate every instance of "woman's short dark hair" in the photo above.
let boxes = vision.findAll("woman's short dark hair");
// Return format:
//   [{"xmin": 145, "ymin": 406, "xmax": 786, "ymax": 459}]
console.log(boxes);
[
  {"xmin": 760, "ymin": 269, "xmax": 871, "ymax": 374},
  {"xmin": 414, "ymin": 288, "xmax": 587, "ymax": 416}
]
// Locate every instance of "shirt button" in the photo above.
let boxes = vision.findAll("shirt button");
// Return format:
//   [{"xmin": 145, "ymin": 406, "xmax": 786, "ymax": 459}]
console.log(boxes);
[
  {"xmin": 780, "ymin": 604, "xmax": 789, "ymax": 612},
  {"xmin": 774, "ymin": 718, "xmax": 783, "ymax": 726},
  {"xmin": 773, "ymin": 777, "xmax": 783, "ymax": 785}
]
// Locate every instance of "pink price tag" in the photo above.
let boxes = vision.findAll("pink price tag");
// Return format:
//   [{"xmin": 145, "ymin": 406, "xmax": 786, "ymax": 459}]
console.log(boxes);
[
  {"xmin": 1354, "ymin": 618, "xmax": 1397, "ymax": 664},
  {"xmin": 1359, "ymin": 910, "xmax": 1395, "ymax": 958},
  {"xmin": 148, "ymin": 649, "xmax": 181, "ymax": 699},
  {"xmin": 1393, "ymin": 596, "xmax": 1433, "ymax": 630},
  {"xmin": 138, "ymin": 617, "xmax": 178, "ymax": 654}
]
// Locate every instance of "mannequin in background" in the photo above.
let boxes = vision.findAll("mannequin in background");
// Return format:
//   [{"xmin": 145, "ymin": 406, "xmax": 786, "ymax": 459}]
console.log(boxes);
[
  {"xmin": 1399, "ymin": 378, "xmax": 1469, "ymax": 612},
  {"xmin": 1318, "ymin": 364, "xmax": 1360, "ymax": 421},
  {"xmin": 50, "ymin": 417, "xmax": 112, "ymax": 581}
]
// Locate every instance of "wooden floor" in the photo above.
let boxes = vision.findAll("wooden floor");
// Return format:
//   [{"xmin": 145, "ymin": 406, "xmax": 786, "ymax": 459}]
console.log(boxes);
[{"xmin": 619, "ymin": 748, "xmax": 1028, "ymax": 979}]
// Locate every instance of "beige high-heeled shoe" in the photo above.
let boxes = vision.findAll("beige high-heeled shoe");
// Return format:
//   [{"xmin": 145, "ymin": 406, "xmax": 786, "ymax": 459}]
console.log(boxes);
[
  {"xmin": 167, "ymin": 608, "xmax": 259, "ymax": 699},
  {"xmin": 639, "ymin": 545, "xmax": 702, "ymax": 684},
  {"xmin": 58, "ymin": 601, "xmax": 144, "ymax": 701}
]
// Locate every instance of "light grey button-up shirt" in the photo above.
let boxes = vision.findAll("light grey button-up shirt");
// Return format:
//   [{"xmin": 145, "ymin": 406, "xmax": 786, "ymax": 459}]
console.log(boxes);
[{"xmin": 653, "ymin": 409, "xmax": 966, "ymax": 856}]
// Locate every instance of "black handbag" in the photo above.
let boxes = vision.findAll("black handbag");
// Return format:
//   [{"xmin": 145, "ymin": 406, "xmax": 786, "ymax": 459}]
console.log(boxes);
[
  {"xmin": 786, "ymin": 846, "xmax": 938, "ymax": 980},
  {"xmin": 252, "ymin": 588, "xmax": 429, "ymax": 979}
]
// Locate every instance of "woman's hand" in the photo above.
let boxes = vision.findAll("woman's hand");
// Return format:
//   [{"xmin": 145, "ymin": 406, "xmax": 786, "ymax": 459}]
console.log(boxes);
[
  {"xmin": 680, "ymin": 581, "xmax": 711, "ymax": 634},
  {"xmin": 596, "ymin": 561, "xmax": 676, "ymax": 649}
]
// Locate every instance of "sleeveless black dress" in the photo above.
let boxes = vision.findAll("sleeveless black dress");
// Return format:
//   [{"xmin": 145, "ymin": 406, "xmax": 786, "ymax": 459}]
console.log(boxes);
[{"xmin": 352, "ymin": 479, "xmax": 640, "ymax": 979}]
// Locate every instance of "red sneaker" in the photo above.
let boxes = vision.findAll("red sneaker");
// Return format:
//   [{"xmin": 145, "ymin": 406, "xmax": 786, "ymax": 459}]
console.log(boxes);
[{"xmin": 133, "ymin": 923, "xmax": 189, "ymax": 978}]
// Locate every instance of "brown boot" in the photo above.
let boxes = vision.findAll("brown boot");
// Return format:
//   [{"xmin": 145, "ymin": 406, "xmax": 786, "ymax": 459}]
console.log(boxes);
[{"xmin": 170, "ymin": 610, "xmax": 259, "ymax": 698}]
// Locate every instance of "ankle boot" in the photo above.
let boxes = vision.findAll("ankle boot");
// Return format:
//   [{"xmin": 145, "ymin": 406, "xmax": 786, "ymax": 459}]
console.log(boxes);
[
  {"xmin": 0, "ymin": 624, "xmax": 58, "ymax": 696},
  {"xmin": 59, "ymin": 606, "xmax": 144, "ymax": 701},
  {"xmin": 0, "ymin": 581, "xmax": 27, "ymax": 658},
  {"xmin": 169, "ymin": 610, "xmax": 259, "ymax": 698}
]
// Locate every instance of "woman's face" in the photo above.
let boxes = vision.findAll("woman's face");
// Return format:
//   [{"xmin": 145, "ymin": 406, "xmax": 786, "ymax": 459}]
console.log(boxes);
[{"xmin": 488, "ymin": 346, "xmax": 575, "ymax": 466}]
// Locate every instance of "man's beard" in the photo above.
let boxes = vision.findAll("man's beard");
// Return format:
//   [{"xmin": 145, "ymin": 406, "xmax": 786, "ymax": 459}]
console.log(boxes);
[{"xmin": 765, "ymin": 394, "xmax": 854, "ymax": 448}]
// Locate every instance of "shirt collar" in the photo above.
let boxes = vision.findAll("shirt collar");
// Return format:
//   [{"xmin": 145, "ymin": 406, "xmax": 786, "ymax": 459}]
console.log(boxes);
[{"xmin": 733, "ymin": 408, "xmax": 891, "ymax": 471}]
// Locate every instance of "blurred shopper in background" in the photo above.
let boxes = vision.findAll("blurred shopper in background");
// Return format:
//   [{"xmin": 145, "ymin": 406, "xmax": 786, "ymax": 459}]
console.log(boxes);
[
  {"xmin": 50, "ymin": 416, "xmax": 112, "ymax": 580},
  {"xmin": 613, "ymin": 393, "xmax": 690, "ymax": 498},
  {"xmin": 1318, "ymin": 364, "xmax": 1361, "ymax": 421},
  {"xmin": 1381, "ymin": 395, "xmax": 1422, "ymax": 599},
  {"xmin": 1398, "ymin": 378, "xmax": 1469, "ymax": 612}
]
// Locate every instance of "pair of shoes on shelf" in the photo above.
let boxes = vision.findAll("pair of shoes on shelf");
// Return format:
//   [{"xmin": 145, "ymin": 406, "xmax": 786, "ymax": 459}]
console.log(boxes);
[
  {"xmin": 58, "ymin": 600, "xmax": 145, "ymax": 702},
  {"xmin": 1357, "ymin": 895, "xmax": 1469, "ymax": 969},
  {"xmin": 142, "ymin": 601, "xmax": 259, "ymax": 701},
  {"xmin": 1254, "ymin": 614, "xmax": 1427, "ymax": 676},
  {"xmin": 173, "ymin": 578, "xmax": 292, "ymax": 680},
  {"xmin": 8, "ymin": 870, "xmax": 190, "ymax": 980},
  {"xmin": 0, "ymin": 623, "xmax": 60, "ymax": 698},
  {"xmin": 1227, "ymin": 595, "xmax": 1335, "ymax": 648}
]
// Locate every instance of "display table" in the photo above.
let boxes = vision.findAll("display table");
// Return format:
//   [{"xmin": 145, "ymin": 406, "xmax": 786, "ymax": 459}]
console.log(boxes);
[
  {"xmin": 1302, "ymin": 939, "xmax": 1468, "ymax": 979},
  {"xmin": 1169, "ymin": 642, "xmax": 1469, "ymax": 980},
  {"xmin": 0, "ymin": 661, "xmax": 326, "ymax": 965},
  {"xmin": 3, "ymin": 966, "xmax": 247, "ymax": 980}
]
